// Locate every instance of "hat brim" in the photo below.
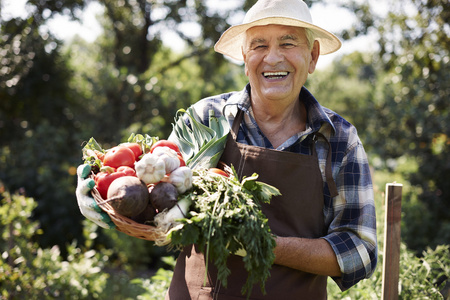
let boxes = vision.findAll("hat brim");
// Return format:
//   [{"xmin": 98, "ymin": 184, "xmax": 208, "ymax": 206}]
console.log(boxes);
[{"xmin": 214, "ymin": 17, "xmax": 342, "ymax": 61}]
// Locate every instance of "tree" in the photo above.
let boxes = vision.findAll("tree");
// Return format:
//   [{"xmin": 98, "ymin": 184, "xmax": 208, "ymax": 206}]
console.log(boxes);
[
  {"xmin": 370, "ymin": 0, "xmax": 449, "ymax": 252},
  {"xmin": 310, "ymin": 0, "xmax": 449, "ymax": 252},
  {"xmin": 0, "ymin": 0, "xmax": 91, "ymax": 250},
  {"xmin": 74, "ymin": 0, "xmax": 249, "ymax": 143},
  {"xmin": 0, "ymin": 0, "xmax": 249, "ymax": 252}
]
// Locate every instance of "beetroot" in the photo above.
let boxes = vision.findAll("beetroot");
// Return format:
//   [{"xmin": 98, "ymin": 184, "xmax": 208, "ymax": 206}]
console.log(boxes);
[
  {"xmin": 149, "ymin": 182, "xmax": 178, "ymax": 212},
  {"xmin": 107, "ymin": 176, "xmax": 149, "ymax": 217},
  {"xmin": 131, "ymin": 203, "xmax": 157, "ymax": 224}
]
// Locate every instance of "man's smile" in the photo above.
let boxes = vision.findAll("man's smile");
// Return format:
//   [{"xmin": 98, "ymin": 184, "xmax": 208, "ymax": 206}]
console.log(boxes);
[{"xmin": 263, "ymin": 71, "xmax": 289, "ymax": 79}]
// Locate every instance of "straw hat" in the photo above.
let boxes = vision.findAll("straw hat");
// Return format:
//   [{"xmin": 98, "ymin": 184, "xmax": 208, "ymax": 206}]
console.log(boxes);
[{"xmin": 214, "ymin": 0, "xmax": 342, "ymax": 61}]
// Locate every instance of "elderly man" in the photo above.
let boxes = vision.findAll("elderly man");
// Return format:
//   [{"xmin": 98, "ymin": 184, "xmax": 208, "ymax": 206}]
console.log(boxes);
[
  {"xmin": 76, "ymin": 0, "xmax": 377, "ymax": 298},
  {"xmin": 166, "ymin": 0, "xmax": 377, "ymax": 298}
]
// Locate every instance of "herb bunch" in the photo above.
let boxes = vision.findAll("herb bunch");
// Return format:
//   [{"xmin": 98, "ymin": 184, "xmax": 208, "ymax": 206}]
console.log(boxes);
[{"xmin": 168, "ymin": 167, "xmax": 280, "ymax": 297}]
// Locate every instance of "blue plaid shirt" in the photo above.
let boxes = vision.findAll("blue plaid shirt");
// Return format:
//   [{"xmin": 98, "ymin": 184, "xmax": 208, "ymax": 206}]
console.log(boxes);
[{"xmin": 174, "ymin": 84, "xmax": 377, "ymax": 290}]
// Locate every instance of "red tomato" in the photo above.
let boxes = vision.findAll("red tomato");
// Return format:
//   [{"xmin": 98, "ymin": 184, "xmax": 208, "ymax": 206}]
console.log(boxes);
[
  {"xmin": 122, "ymin": 143, "xmax": 143, "ymax": 160},
  {"xmin": 116, "ymin": 166, "xmax": 137, "ymax": 177},
  {"xmin": 178, "ymin": 155, "xmax": 186, "ymax": 167},
  {"xmin": 208, "ymin": 168, "xmax": 229, "ymax": 177},
  {"xmin": 94, "ymin": 166, "xmax": 137, "ymax": 199},
  {"xmin": 103, "ymin": 146, "xmax": 136, "ymax": 169},
  {"xmin": 95, "ymin": 172, "xmax": 123, "ymax": 199},
  {"xmin": 150, "ymin": 140, "xmax": 181, "ymax": 156}
]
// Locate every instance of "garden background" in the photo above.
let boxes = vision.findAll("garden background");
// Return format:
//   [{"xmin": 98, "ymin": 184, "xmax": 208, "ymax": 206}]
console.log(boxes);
[{"xmin": 0, "ymin": 0, "xmax": 449, "ymax": 298}]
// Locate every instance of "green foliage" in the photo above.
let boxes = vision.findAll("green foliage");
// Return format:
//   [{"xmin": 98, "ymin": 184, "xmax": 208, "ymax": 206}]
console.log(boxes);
[
  {"xmin": 169, "ymin": 169, "xmax": 279, "ymax": 297},
  {"xmin": 1, "ymin": 177, "xmax": 448, "ymax": 299},
  {"xmin": 309, "ymin": 0, "xmax": 449, "ymax": 252},
  {"xmin": 101, "ymin": 228, "xmax": 174, "ymax": 271},
  {"xmin": 370, "ymin": 0, "xmax": 449, "ymax": 252},
  {"xmin": 0, "ymin": 0, "xmax": 247, "ymax": 254},
  {"xmin": 327, "ymin": 244, "xmax": 450, "ymax": 299},
  {"xmin": 398, "ymin": 244, "xmax": 450, "ymax": 299},
  {"xmin": 1, "ymin": 0, "xmax": 449, "ymax": 298},
  {"xmin": 127, "ymin": 257, "xmax": 175, "ymax": 300},
  {"xmin": 327, "ymin": 168, "xmax": 450, "ymax": 299},
  {"xmin": 0, "ymin": 191, "xmax": 109, "ymax": 299},
  {"xmin": 307, "ymin": 51, "xmax": 378, "ymax": 146},
  {"xmin": 0, "ymin": 3, "xmax": 89, "ymax": 251},
  {"xmin": 0, "ymin": 188, "xmax": 176, "ymax": 299}
]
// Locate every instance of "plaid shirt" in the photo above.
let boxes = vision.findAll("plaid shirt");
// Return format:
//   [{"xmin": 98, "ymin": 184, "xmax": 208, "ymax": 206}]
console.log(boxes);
[{"xmin": 175, "ymin": 84, "xmax": 377, "ymax": 290}]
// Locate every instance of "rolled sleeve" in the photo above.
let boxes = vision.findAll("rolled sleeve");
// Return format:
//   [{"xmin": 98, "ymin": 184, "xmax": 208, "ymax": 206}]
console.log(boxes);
[
  {"xmin": 324, "ymin": 217, "xmax": 378, "ymax": 290},
  {"xmin": 323, "ymin": 138, "xmax": 378, "ymax": 290}
]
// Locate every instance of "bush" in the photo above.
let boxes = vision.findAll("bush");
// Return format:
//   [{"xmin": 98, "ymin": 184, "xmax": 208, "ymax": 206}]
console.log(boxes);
[
  {"xmin": 0, "ymin": 191, "xmax": 109, "ymax": 299},
  {"xmin": 0, "ymin": 189, "xmax": 174, "ymax": 299},
  {"xmin": 327, "ymin": 243, "xmax": 450, "ymax": 299},
  {"xmin": 1, "ymin": 183, "xmax": 448, "ymax": 299}
]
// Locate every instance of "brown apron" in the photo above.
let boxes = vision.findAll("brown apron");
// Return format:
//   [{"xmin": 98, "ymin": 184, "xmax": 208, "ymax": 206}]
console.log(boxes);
[{"xmin": 167, "ymin": 109, "xmax": 337, "ymax": 299}]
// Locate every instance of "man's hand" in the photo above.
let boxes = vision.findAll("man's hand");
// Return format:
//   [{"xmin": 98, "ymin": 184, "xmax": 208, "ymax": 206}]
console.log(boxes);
[
  {"xmin": 75, "ymin": 164, "xmax": 115, "ymax": 229},
  {"xmin": 273, "ymin": 236, "xmax": 341, "ymax": 277}
]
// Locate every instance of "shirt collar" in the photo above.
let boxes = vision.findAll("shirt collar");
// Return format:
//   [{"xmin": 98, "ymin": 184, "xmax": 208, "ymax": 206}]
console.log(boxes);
[
  {"xmin": 223, "ymin": 84, "xmax": 251, "ymax": 117},
  {"xmin": 223, "ymin": 84, "xmax": 336, "ymax": 134},
  {"xmin": 224, "ymin": 84, "xmax": 336, "ymax": 136},
  {"xmin": 300, "ymin": 86, "xmax": 337, "ymax": 135}
]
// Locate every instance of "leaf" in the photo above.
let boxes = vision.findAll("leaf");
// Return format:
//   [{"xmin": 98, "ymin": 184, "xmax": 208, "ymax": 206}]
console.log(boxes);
[
  {"xmin": 171, "ymin": 107, "xmax": 230, "ymax": 169},
  {"xmin": 82, "ymin": 137, "xmax": 103, "ymax": 152},
  {"xmin": 254, "ymin": 183, "xmax": 282, "ymax": 203},
  {"xmin": 166, "ymin": 168, "xmax": 279, "ymax": 298},
  {"xmin": 187, "ymin": 133, "xmax": 228, "ymax": 169},
  {"xmin": 127, "ymin": 133, "xmax": 158, "ymax": 153},
  {"xmin": 242, "ymin": 175, "xmax": 281, "ymax": 204}
]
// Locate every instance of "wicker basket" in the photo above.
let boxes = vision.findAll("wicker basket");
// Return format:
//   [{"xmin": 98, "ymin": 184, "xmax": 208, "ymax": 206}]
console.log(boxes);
[
  {"xmin": 90, "ymin": 181, "xmax": 162, "ymax": 241},
  {"xmin": 89, "ymin": 162, "xmax": 232, "ymax": 242}
]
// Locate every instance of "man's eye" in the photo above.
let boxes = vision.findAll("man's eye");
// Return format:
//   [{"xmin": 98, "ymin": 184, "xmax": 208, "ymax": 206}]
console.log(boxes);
[
  {"xmin": 253, "ymin": 45, "xmax": 267, "ymax": 50},
  {"xmin": 282, "ymin": 43, "xmax": 295, "ymax": 48}
]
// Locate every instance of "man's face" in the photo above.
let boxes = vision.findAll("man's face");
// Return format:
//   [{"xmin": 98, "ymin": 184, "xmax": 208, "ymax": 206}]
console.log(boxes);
[{"xmin": 242, "ymin": 25, "xmax": 319, "ymax": 104}]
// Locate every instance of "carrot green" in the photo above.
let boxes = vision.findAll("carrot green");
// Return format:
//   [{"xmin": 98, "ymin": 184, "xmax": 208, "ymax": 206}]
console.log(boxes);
[{"xmin": 168, "ymin": 167, "xmax": 280, "ymax": 298}]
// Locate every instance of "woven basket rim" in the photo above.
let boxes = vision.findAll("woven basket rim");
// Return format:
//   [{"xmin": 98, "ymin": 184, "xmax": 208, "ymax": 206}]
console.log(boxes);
[
  {"xmin": 89, "ymin": 162, "xmax": 232, "ymax": 242},
  {"xmin": 90, "ymin": 175, "xmax": 161, "ymax": 241}
]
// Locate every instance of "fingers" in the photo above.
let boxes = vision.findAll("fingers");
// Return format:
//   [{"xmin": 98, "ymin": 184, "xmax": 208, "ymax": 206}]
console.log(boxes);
[
  {"xmin": 100, "ymin": 214, "xmax": 116, "ymax": 229},
  {"xmin": 77, "ymin": 193, "xmax": 115, "ymax": 229},
  {"xmin": 75, "ymin": 164, "xmax": 116, "ymax": 229},
  {"xmin": 77, "ymin": 164, "xmax": 92, "ymax": 179},
  {"xmin": 77, "ymin": 177, "xmax": 96, "ymax": 195},
  {"xmin": 81, "ymin": 206, "xmax": 114, "ymax": 229},
  {"xmin": 76, "ymin": 177, "xmax": 116, "ymax": 229}
]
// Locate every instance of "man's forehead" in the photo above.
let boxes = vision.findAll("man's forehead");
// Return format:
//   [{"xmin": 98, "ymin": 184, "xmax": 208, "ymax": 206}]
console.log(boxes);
[{"xmin": 245, "ymin": 25, "xmax": 306, "ymax": 40}]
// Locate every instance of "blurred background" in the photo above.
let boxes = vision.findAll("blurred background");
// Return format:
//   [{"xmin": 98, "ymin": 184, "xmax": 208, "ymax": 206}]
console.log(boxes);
[{"xmin": 0, "ymin": 0, "xmax": 448, "ymax": 298}]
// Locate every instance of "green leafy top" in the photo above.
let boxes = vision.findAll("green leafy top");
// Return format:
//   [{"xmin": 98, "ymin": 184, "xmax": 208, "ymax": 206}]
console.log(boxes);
[
  {"xmin": 81, "ymin": 133, "xmax": 158, "ymax": 172},
  {"xmin": 171, "ymin": 107, "xmax": 230, "ymax": 169},
  {"xmin": 168, "ymin": 167, "xmax": 281, "ymax": 298}
]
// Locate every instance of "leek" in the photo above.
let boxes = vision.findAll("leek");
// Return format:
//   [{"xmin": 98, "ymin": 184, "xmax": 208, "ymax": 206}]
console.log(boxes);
[{"xmin": 171, "ymin": 107, "xmax": 230, "ymax": 169}]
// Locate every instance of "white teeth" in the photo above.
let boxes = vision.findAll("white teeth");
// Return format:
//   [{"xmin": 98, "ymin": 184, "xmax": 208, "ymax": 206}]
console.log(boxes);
[{"xmin": 263, "ymin": 72, "xmax": 288, "ymax": 77}]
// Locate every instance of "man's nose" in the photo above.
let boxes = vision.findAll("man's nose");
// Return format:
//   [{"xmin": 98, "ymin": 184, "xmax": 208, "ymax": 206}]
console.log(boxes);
[{"xmin": 263, "ymin": 46, "xmax": 283, "ymax": 65}]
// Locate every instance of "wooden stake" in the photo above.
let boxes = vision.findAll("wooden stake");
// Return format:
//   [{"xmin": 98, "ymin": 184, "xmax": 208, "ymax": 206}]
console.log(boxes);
[{"xmin": 381, "ymin": 183, "xmax": 403, "ymax": 300}]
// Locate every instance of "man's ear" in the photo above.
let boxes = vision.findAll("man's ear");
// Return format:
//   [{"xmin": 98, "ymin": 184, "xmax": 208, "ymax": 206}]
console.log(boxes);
[
  {"xmin": 308, "ymin": 40, "xmax": 320, "ymax": 74},
  {"xmin": 242, "ymin": 47, "xmax": 249, "ymax": 77}
]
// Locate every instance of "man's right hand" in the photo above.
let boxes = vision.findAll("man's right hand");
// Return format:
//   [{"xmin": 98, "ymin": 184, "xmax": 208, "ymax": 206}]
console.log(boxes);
[{"xmin": 75, "ymin": 164, "xmax": 115, "ymax": 229}]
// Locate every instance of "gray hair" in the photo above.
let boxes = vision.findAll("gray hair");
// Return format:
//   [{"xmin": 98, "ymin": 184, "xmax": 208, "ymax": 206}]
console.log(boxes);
[{"xmin": 305, "ymin": 28, "xmax": 316, "ymax": 50}]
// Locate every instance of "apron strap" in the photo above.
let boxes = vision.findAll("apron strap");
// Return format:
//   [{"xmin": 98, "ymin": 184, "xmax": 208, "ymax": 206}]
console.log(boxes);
[
  {"xmin": 230, "ymin": 109, "xmax": 338, "ymax": 197},
  {"xmin": 312, "ymin": 132, "xmax": 339, "ymax": 198},
  {"xmin": 230, "ymin": 109, "xmax": 243, "ymax": 140}
]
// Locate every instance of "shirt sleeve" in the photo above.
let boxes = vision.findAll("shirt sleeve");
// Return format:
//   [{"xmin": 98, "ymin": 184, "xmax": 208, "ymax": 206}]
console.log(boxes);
[
  {"xmin": 168, "ymin": 95, "xmax": 230, "ymax": 146},
  {"xmin": 322, "ymin": 137, "xmax": 378, "ymax": 291}
]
